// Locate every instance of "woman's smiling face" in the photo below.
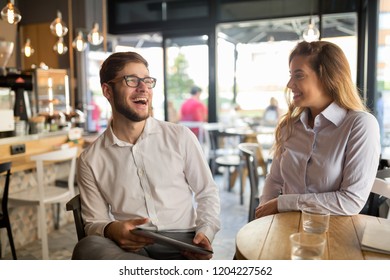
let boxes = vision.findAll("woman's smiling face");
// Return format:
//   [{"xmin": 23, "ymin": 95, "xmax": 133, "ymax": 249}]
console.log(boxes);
[{"xmin": 287, "ymin": 55, "xmax": 332, "ymax": 117}]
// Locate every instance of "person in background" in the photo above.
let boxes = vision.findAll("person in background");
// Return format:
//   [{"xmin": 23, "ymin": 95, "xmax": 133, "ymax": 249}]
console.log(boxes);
[
  {"xmin": 256, "ymin": 41, "xmax": 380, "ymax": 219},
  {"xmin": 180, "ymin": 86, "xmax": 208, "ymax": 137},
  {"xmin": 72, "ymin": 52, "xmax": 220, "ymax": 260},
  {"xmin": 262, "ymin": 97, "xmax": 281, "ymax": 126},
  {"xmin": 90, "ymin": 99, "xmax": 101, "ymax": 132}
]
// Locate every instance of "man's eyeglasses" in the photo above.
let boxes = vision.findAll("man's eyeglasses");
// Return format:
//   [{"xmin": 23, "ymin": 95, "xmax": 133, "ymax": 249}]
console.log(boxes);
[{"xmin": 108, "ymin": 75, "xmax": 157, "ymax": 89}]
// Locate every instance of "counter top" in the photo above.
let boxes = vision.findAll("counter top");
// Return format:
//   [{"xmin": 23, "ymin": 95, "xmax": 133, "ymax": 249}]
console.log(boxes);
[
  {"xmin": 0, "ymin": 130, "xmax": 69, "ymax": 145},
  {"xmin": 0, "ymin": 130, "xmax": 83, "ymax": 172}
]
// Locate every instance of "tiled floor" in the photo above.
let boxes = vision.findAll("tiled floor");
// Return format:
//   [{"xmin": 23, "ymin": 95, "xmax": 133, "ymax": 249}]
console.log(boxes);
[{"xmin": 1, "ymin": 173, "xmax": 252, "ymax": 260}]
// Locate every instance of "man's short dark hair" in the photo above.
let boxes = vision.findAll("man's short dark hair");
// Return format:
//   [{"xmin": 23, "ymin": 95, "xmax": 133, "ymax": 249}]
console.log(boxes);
[
  {"xmin": 100, "ymin": 52, "xmax": 149, "ymax": 85},
  {"xmin": 190, "ymin": 86, "xmax": 202, "ymax": 95}
]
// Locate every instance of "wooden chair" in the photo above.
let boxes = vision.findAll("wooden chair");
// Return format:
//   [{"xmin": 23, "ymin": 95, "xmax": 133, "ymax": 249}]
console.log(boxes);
[
  {"xmin": 8, "ymin": 147, "xmax": 78, "ymax": 259},
  {"xmin": 0, "ymin": 161, "xmax": 17, "ymax": 259},
  {"xmin": 66, "ymin": 194, "xmax": 86, "ymax": 241}
]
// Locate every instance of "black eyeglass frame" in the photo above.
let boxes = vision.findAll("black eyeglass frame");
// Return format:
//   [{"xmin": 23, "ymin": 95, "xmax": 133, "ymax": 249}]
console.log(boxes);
[{"xmin": 107, "ymin": 75, "xmax": 157, "ymax": 89}]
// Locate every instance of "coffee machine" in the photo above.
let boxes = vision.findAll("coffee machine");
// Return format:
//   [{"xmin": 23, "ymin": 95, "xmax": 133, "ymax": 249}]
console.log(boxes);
[{"xmin": 0, "ymin": 41, "xmax": 33, "ymax": 137}]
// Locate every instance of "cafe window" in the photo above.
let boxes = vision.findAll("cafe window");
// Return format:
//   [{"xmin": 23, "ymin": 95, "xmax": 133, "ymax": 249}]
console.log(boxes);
[
  {"xmin": 216, "ymin": 13, "xmax": 357, "ymax": 125},
  {"xmin": 377, "ymin": 0, "xmax": 390, "ymax": 152}
]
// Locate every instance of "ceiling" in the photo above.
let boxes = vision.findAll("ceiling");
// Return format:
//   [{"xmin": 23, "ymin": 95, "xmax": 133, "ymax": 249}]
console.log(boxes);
[
  {"xmin": 218, "ymin": 14, "xmax": 356, "ymax": 44},
  {"xmin": 110, "ymin": 13, "xmax": 356, "ymax": 48}
]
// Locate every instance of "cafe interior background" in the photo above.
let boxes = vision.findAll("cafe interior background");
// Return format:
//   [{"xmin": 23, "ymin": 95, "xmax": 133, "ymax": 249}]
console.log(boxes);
[
  {"xmin": 0, "ymin": 0, "xmax": 390, "ymax": 259},
  {"xmin": 1, "ymin": 0, "xmax": 389, "ymax": 139}
]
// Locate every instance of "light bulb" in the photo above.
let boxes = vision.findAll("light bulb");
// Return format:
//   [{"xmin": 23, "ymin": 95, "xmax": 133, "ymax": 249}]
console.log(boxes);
[
  {"xmin": 88, "ymin": 23, "xmax": 104, "ymax": 45},
  {"xmin": 302, "ymin": 18, "xmax": 320, "ymax": 42},
  {"xmin": 1, "ymin": 1, "xmax": 22, "ymax": 24},
  {"xmin": 22, "ymin": 38, "xmax": 34, "ymax": 57},
  {"xmin": 50, "ymin": 11, "xmax": 68, "ymax": 37},
  {"xmin": 53, "ymin": 37, "xmax": 68, "ymax": 55},
  {"xmin": 72, "ymin": 31, "xmax": 87, "ymax": 52}
]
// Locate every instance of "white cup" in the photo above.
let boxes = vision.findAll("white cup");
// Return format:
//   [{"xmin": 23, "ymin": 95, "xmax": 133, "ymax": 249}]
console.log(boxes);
[
  {"xmin": 301, "ymin": 206, "xmax": 330, "ymax": 234},
  {"xmin": 290, "ymin": 232, "xmax": 326, "ymax": 260}
]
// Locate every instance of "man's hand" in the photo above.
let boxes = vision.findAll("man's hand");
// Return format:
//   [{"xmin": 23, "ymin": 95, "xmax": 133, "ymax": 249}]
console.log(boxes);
[
  {"xmin": 255, "ymin": 198, "xmax": 279, "ymax": 219},
  {"xmin": 182, "ymin": 232, "xmax": 213, "ymax": 260},
  {"xmin": 104, "ymin": 217, "xmax": 154, "ymax": 252}
]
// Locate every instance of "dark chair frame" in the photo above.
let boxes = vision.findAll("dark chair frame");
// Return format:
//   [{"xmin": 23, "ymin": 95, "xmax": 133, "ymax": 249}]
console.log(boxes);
[
  {"xmin": 238, "ymin": 143, "xmax": 266, "ymax": 222},
  {"xmin": 364, "ymin": 168, "xmax": 390, "ymax": 217},
  {"xmin": 66, "ymin": 194, "xmax": 86, "ymax": 241},
  {"xmin": 0, "ymin": 161, "xmax": 17, "ymax": 259}
]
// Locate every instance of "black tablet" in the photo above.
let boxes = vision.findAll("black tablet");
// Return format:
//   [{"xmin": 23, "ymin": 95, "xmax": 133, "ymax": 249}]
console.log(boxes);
[{"xmin": 133, "ymin": 228, "xmax": 213, "ymax": 255}]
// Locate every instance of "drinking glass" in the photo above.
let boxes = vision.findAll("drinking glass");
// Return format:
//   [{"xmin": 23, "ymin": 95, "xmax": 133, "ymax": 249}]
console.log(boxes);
[
  {"xmin": 290, "ymin": 232, "xmax": 326, "ymax": 260},
  {"xmin": 301, "ymin": 206, "xmax": 330, "ymax": 234}
]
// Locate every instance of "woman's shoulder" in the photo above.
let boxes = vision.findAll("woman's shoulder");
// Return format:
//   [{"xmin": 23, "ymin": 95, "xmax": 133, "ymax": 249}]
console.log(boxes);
[
  {"xmin": 347, "ymin": 110, "xmax": 377, "ymax": 123},
  {"xmin": 345, "ymin": 110, "xmax": 379, "ymax": 132}
]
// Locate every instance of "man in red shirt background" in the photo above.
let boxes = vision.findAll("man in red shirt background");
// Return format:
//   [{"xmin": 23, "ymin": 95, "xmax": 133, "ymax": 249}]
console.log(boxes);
[{"xmin": 180, "ymin": 86, "xmax": 208, "ymax": 137}]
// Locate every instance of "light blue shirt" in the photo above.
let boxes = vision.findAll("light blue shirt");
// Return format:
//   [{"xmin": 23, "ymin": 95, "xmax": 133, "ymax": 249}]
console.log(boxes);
[
  {"xmin": 77, "ymin": 117, "xmax": 220, "ymax": 242},
  {"xmin": 261, "ymin": 102, "xmax": 381, "ymax": 215}
]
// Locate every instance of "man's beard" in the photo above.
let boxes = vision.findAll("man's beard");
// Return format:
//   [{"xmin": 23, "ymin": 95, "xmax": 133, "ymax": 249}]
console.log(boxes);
[{"xmin": 113, "ymin": 94, "xmax": 149, "ymax": 122}]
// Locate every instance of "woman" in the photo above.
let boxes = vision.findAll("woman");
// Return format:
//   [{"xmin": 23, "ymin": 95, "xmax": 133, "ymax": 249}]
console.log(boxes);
[{"xmin": 255, "ymin": 41, "xmax": 380, "ymax": 218}]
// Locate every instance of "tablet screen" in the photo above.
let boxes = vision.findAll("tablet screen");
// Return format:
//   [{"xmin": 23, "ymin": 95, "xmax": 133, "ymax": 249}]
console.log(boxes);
[{"xmin": 133, "ymin": 228, "xmax": 213, "ymax": 255}]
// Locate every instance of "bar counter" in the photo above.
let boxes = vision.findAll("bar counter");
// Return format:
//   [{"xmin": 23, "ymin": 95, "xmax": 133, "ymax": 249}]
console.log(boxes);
[
  {"xmin": 0, "ymin": 130, "xmax": 84, "ymax": 172},
  {"xmin": 0, "ymin": 130, "xmax": 85, "ymax": 257}
]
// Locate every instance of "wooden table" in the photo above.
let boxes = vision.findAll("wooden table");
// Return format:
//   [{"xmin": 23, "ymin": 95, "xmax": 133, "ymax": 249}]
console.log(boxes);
[{"xmin": 235, "ymin": 212, "xmax": 390, "ymax": 260}]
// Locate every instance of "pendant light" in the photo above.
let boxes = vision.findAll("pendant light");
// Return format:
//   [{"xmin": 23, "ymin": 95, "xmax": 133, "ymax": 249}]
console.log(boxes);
[
  {"xmin": 87, "ymin": 0, "xmax": 104, "ymax": 46},
  {"xmin": 21, "ymin": 38, "xmax": 34, "ymax": 57},
  {"xmin": 302, "ymin": 17, "xmax": 320, "ymax": 42},
  {"xmin": 87, "ymin": 22, "xmax": 104, "ymax": 46},
  {"xmin": 53, "ymin": 37, "xmax": 68, "ymax": 55},
  {"xmin": 72, "ymin": 31, "xmax": 87, "ymax": 52},
  {"xmin": 50, "ymin": 10, "xmax": 68, "ymax": 37},
  {"xmin": 1, "ymin": 0, "xmax": 21, "ymax": 24}
]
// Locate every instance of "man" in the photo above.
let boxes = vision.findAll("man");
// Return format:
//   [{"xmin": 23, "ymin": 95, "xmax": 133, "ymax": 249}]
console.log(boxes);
[
  {"xmin": 72, "ymin": 52, "xmax": 220, "ymax": 260},
  {"xmin": 180, "ymin": 86, "xmax": 208, "ymax": 138}
]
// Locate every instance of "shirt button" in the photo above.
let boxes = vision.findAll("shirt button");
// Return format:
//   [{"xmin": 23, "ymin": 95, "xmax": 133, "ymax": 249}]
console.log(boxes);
[{"xmin": 138, "ymin": 169, "xmax": 143, "ymax": 176}]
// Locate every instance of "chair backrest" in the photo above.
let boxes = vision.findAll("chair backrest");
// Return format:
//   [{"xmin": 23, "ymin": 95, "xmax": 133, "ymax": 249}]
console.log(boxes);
[
  {"xmin": 203, "ymin": 123, "xmax": 223, "ymax": 151},
  {"xmin": 178, "ymin": 121, "xmax": 205, "ymax": 143},
  {"xmin": 376, "ymin": 168, "xmax": 390, "ymax": 180},
  {"xmin": 238, "ymin": 143, "xmax": 262, "ymax": 222},
  {"xmin": 365, "ymin": 177, "xmax": 390, "ymax": 217},
  {"xmin": 30, "ymin": 147, "xmax": 78, "ymax": 201},
  {"xmin": 0, "ymin": 161, "xmax": 12, "ymax": 216},
  {"xmin": 371, "ymin": 178, "xmax": 390, "ymax": 198},
  {"xmin": 66, "ymin": 194, "xmax": 86, "ymax": 241}
]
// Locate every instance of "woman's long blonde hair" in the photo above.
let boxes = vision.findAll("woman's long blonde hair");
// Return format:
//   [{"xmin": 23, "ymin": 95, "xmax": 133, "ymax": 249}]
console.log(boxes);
[{"xmin": 273, "ymin": 41, "xmax": 368, "ymax": 158}]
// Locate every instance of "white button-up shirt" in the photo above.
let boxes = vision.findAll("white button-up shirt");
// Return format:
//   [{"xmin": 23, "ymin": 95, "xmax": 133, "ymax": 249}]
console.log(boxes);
[
  {"xmin": 77, "ymin": 117, "xmax": 220, "ymax": 242},
  {"xmin": 261, "ymin": 102, "xmax": 381, "ymax": 215}
]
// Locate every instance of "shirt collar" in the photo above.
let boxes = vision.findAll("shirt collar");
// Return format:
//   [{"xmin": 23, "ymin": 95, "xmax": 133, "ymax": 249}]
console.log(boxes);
[
  {"xmin": 321, "ymin": 102, "xmax": 347, "ymax": 127},
  {"xmin": 299, "ymin": 102, "xmax": 347, "ymax": 128},
  {"xmin": 103, "ymin": 117, "xmax": 163, "ymax": 147}
]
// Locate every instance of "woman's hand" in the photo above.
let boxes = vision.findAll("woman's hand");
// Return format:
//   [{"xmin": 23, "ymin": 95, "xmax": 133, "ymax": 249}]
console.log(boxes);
[
  {"xmin": 181, "ymin": 232, "xmax": 213, "ymax": 260},
  {"xmin": 255, "ymin": 198, "xmax": 279, "ymax": 219},
  {"xmin": 104, "ymin": 218, "xmax": 154, "ymax": 252}
]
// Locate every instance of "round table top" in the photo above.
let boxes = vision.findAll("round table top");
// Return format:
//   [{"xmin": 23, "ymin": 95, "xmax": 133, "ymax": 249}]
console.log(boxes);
[{"xmin": 235, "ymin": 212, "xmax": 390, "ymax": 260}]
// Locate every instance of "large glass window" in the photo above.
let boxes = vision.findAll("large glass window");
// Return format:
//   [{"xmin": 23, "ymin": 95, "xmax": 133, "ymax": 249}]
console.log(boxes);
[
  {"xmin": 165, "ymin": 35, "xmax": 209, "ymax": 123},
  {"xmin": 378, "ymin": 0, "xmax": 390, "ymax": 152},
  {"xmin": 216, "ymin": 13, "xmax": 357, "ymax": 126}
]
